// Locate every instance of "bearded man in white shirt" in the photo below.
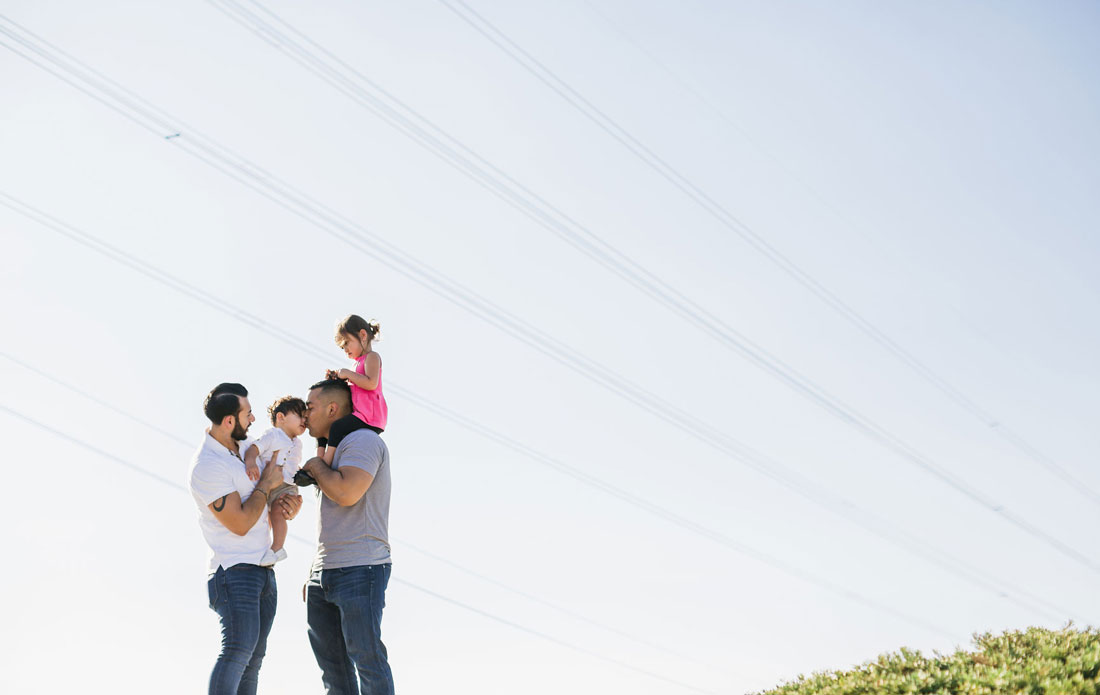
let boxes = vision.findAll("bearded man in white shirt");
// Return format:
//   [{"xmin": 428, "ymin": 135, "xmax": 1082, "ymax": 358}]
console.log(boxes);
[{"xmin": 189, "ymin": 382, "xmax": 303, "ymax": 695}]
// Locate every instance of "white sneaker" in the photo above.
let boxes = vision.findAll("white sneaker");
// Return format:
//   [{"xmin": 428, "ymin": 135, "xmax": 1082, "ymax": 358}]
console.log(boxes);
[{"xmin": 259, "ymin": 548, "xmax": 287, "ymax": 566}]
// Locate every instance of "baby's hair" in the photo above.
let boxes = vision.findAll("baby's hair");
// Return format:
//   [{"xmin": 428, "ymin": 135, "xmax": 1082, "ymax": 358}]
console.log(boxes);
[
  {"xmin": 268, "ymin": 395, "xmax": 306, "ymax": 425},
  {"xmin": 336, "ymin": 314, "xmax": 382, "ymax": 343}
]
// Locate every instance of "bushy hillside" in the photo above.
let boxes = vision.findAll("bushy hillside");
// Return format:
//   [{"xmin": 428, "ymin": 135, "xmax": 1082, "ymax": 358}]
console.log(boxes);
[{"xmin": 759, "ymin": 627, "xmax": 1100, "ymax": 695}]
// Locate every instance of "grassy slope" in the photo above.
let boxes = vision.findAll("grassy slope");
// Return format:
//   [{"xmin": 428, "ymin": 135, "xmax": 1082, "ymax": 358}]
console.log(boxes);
[{"xmin": 757, "ymin": 627, "xmax": 1100, "ymax": 695}]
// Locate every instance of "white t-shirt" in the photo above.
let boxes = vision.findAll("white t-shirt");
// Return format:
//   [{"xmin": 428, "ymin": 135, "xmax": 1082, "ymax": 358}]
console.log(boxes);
[
  {"xmin": 253, "ymin": 427, "xmax": 303, "ymax": 484},
  {"xmin": 189, "ymin": 432, "xmax": 271, "ymax": 573}
]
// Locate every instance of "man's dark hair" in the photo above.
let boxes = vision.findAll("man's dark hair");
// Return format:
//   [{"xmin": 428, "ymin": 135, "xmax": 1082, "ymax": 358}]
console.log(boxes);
[
  {"xmin": 309, "ymin": 378, "xmax": 352, "ymax": 407},
  {"xmin": 203, "ymin": 382, "xmax": 248, "ymax": 425},
  {"xmin": 204, "ymin": 393, "xmax": 242, "ymax": 426},
  {"xmin": 210, "ymin": 382, "xmax": 248, "ymax": 398},
  {"xmin": 268, "ymin": 395, "xmax": 306, "ymax": 425}
]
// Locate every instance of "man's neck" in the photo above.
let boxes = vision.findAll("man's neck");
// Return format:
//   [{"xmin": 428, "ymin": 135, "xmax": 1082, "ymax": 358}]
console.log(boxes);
[{"xmin": 208, "ymin": 427, "xmax": 240, "ymax": 453}]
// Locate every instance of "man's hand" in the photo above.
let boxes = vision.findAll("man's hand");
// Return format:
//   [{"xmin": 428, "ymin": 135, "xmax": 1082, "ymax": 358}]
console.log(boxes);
[
  {"xmin": 255, "ymin": 454, "xmax": 283, "ymax": 493},
  {"xmin": 276, "ymin": 493, "xmax": 303, "ymax": 520},
  {"xmin": 301, "ymin": 455, "xmax": 374, "ymax": 507},
  {"xmin": 301, "ymin": 455, "xmax": 323, "ymax": 477}
]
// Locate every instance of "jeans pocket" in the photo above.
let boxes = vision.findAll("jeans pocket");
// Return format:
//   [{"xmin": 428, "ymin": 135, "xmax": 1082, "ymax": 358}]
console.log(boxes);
[{"xmin": 208, "ymin": 568, "xmax": 223, "ymax": 610}]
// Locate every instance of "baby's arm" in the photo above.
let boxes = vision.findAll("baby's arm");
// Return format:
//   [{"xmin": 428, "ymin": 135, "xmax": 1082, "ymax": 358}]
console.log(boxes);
[
  {"xmin": 244, "ymin": 443, "xmax": 261, "ymax": 481},
  {"xmin": 339, "ymin": 352, "xmax": 381, "ymax": 390}
]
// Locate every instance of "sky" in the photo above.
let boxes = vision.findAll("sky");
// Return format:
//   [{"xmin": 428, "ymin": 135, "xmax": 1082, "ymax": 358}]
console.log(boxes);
[{"xmin": 1, "ymin": 1, "xmax": 1099, "ymax": 693}]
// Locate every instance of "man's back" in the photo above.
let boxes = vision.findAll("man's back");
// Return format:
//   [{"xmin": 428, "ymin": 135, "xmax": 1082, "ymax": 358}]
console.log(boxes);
[{"xmin": 313, "ymin": 428, "xmax": 391, "ymax": 570}]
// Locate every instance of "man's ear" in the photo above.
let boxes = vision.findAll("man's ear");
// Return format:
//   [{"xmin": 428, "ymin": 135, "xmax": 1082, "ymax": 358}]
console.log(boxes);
[{"xmin": 222, "ymin": 414, "xmax": 235, "ymax": 429}]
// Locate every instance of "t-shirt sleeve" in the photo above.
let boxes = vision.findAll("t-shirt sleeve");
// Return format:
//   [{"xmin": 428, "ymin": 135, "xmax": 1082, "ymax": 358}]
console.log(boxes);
[
  {"xmin": 335, "ymin": 434, "xmax": 385, "ymax": 477},
  {"xmin": 254, "ymin": 430, "xmax": 274, "ymax": 458},
  {"xmin": 190, "ymin": 458, "xmax": 236, "ymax": 506}
]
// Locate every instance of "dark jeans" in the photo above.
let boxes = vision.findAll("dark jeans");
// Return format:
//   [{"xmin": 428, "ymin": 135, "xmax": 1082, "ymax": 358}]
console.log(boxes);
[
  {"xmin": 307, "ymin": 564, "xmax": 394, "ymax": 695},
  {"xmin": 207, "ymin": 564, "xmax": 277, "ymax": 695}
]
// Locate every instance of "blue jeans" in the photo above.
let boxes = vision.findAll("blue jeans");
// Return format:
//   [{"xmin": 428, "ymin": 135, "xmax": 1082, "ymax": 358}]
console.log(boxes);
[
  {"xmin": 207, "ymin": 564, "xmax": 277, "ymax": 695},
  {"xmin": 307, "ymin": 564, "xmax": 394, "ymax": 695}
]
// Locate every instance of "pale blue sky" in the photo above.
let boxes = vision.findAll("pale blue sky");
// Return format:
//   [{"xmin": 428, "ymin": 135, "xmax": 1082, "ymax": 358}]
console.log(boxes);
[{"xmin": 2, "ymin": 1, "xmax": 1098, "ymax": 693}]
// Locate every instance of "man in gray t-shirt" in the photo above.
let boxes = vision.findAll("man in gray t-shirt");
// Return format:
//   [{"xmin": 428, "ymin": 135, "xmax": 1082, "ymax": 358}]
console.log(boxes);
[
  {"xmin": 300, "ymin": 379, "xmax": 394, "ymax": 695},
  {"xmin": 313, "ymin": 428, "xmax": 391, "ymax": 570}
]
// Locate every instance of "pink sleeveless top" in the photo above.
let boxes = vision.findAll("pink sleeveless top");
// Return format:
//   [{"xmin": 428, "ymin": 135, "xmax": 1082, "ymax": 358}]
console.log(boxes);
[{"xmin": 351, "ymin": 354, "xmax": 387, "ymax": 431}]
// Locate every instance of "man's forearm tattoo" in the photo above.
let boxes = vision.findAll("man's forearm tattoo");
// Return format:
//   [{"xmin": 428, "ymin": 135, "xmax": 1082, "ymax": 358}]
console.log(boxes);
[{"xmin": 212, "ymin": 495, "xmax": 227, "ymax": 512}]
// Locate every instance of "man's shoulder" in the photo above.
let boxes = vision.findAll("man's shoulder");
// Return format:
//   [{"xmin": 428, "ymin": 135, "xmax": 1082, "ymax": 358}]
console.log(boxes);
[
  {"xmin": 190, "ymin": 437, "xmax": 232, "ymax": 479},
  {"xmin": 340, "ymin": 428, "xmax": 385, "ymax": 447},
  {"xmin": 334, "ymin": 429, "xmax": 387, "ymax": 463}
]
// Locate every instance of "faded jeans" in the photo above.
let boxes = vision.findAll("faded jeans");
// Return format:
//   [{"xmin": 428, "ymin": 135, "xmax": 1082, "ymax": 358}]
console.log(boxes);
[
  {"xmin": 307, "ymin": 564, "xmax": 394, "ymax": 695},
  {"xmin": 207, "ymin": 564, "xmax": 277, "ymax": 695}
]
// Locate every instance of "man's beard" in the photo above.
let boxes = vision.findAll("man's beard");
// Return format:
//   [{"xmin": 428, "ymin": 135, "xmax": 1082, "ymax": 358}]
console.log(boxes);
[{"xmin": 231, "ymin": 420, "xmax": 249, "ymax": 441}]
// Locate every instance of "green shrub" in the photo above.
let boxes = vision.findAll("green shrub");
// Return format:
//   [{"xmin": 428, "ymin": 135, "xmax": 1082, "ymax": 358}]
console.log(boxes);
[{"xmin": 758, "ymin": 627, "xmax": 1100, "ymax": 695}]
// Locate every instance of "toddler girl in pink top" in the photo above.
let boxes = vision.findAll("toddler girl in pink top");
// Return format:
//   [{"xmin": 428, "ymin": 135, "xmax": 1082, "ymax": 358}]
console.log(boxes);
[{"xmin": 319, "ymin": 314, "xmax": 388, "ymax": 465}]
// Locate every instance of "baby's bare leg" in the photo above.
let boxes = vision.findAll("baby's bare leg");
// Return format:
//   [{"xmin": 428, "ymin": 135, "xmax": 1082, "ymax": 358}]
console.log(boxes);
[
  {"xmin": 270, "ymin": 506, "xmax": 288, "ymax": 552},
  {"xmin": 322, "ymin": 445, "xmax": 336, "ymax": 466}
]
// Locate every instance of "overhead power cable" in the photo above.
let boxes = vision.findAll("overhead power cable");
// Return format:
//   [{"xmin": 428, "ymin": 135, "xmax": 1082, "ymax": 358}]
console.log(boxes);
[
  {"xmin": 0, "ymin": 405, "xmax": 718, "ymax": 694},
  {"xmin": 0, "ymin": 192, "xmax": 1075, "ymax": 633},
  {"xmin": 433, "ymin": 0, "xmax": 1100, "ymax": 508},
  {"xmin": 191, "ymin": 2, "xmax": 1100, "ymax": 571},
  {"xmin": 0, "ymin": 15, "xmax": 1085, "ymax": 608},
  {"xmin": 577, "ymin": 0, "xmax": 907, "ymax": 289},
  {"xmin": 0, "ymin": 350, "xmax": 193, "ymax": 448}
]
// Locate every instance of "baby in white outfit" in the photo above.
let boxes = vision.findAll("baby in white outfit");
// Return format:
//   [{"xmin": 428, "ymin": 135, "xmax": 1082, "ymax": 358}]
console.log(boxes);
[{"xmin": 244, "ymin": 395, "xmax": 306, "ymax": 566}]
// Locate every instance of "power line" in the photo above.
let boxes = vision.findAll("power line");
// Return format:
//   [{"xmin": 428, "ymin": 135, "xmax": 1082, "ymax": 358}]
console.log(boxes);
[
  {"xmin": 0, "ymin": 13, "xmax": 1085, "ymax": 612},
  {"xmin": 0, "ymin": 191, "xmax": 1072, "ymax": 633},
  {"xmin": 0, "ymin": 16, "xmax": 1085, "ymax": 613},
  {"xmin": 189, "ymin": 1, "xmax": 1100, "ymax": 572},
  {"xmin": 432, "ymin": 0, "xmax": 1100, "ymax": 509},
  {"xmin": 0, "ymin": 350, "xmax": 193, "ymax": 448},
  {"xmin": 0, "ymin": 404, "xmax": 718, "ymax": 693},
  {"xmin": 577, "ymin": 0, "xmax": 900, "ymax": 274}
]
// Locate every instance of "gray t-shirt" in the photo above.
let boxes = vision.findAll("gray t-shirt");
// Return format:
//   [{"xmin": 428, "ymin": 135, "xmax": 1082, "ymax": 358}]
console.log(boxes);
[{"xmin": 312, "ymin": 428, "xmax": 391, "ymax": 570}]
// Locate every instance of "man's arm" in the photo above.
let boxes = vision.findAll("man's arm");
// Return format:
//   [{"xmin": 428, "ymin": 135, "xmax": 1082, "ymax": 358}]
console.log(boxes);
[
  {"xmin": 208, "ymin": 460, "xmax": 283, "ymax": 535},
  {"xmin": 301, "ymin": 455, "xmax": 374, "ymax": 507}
]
